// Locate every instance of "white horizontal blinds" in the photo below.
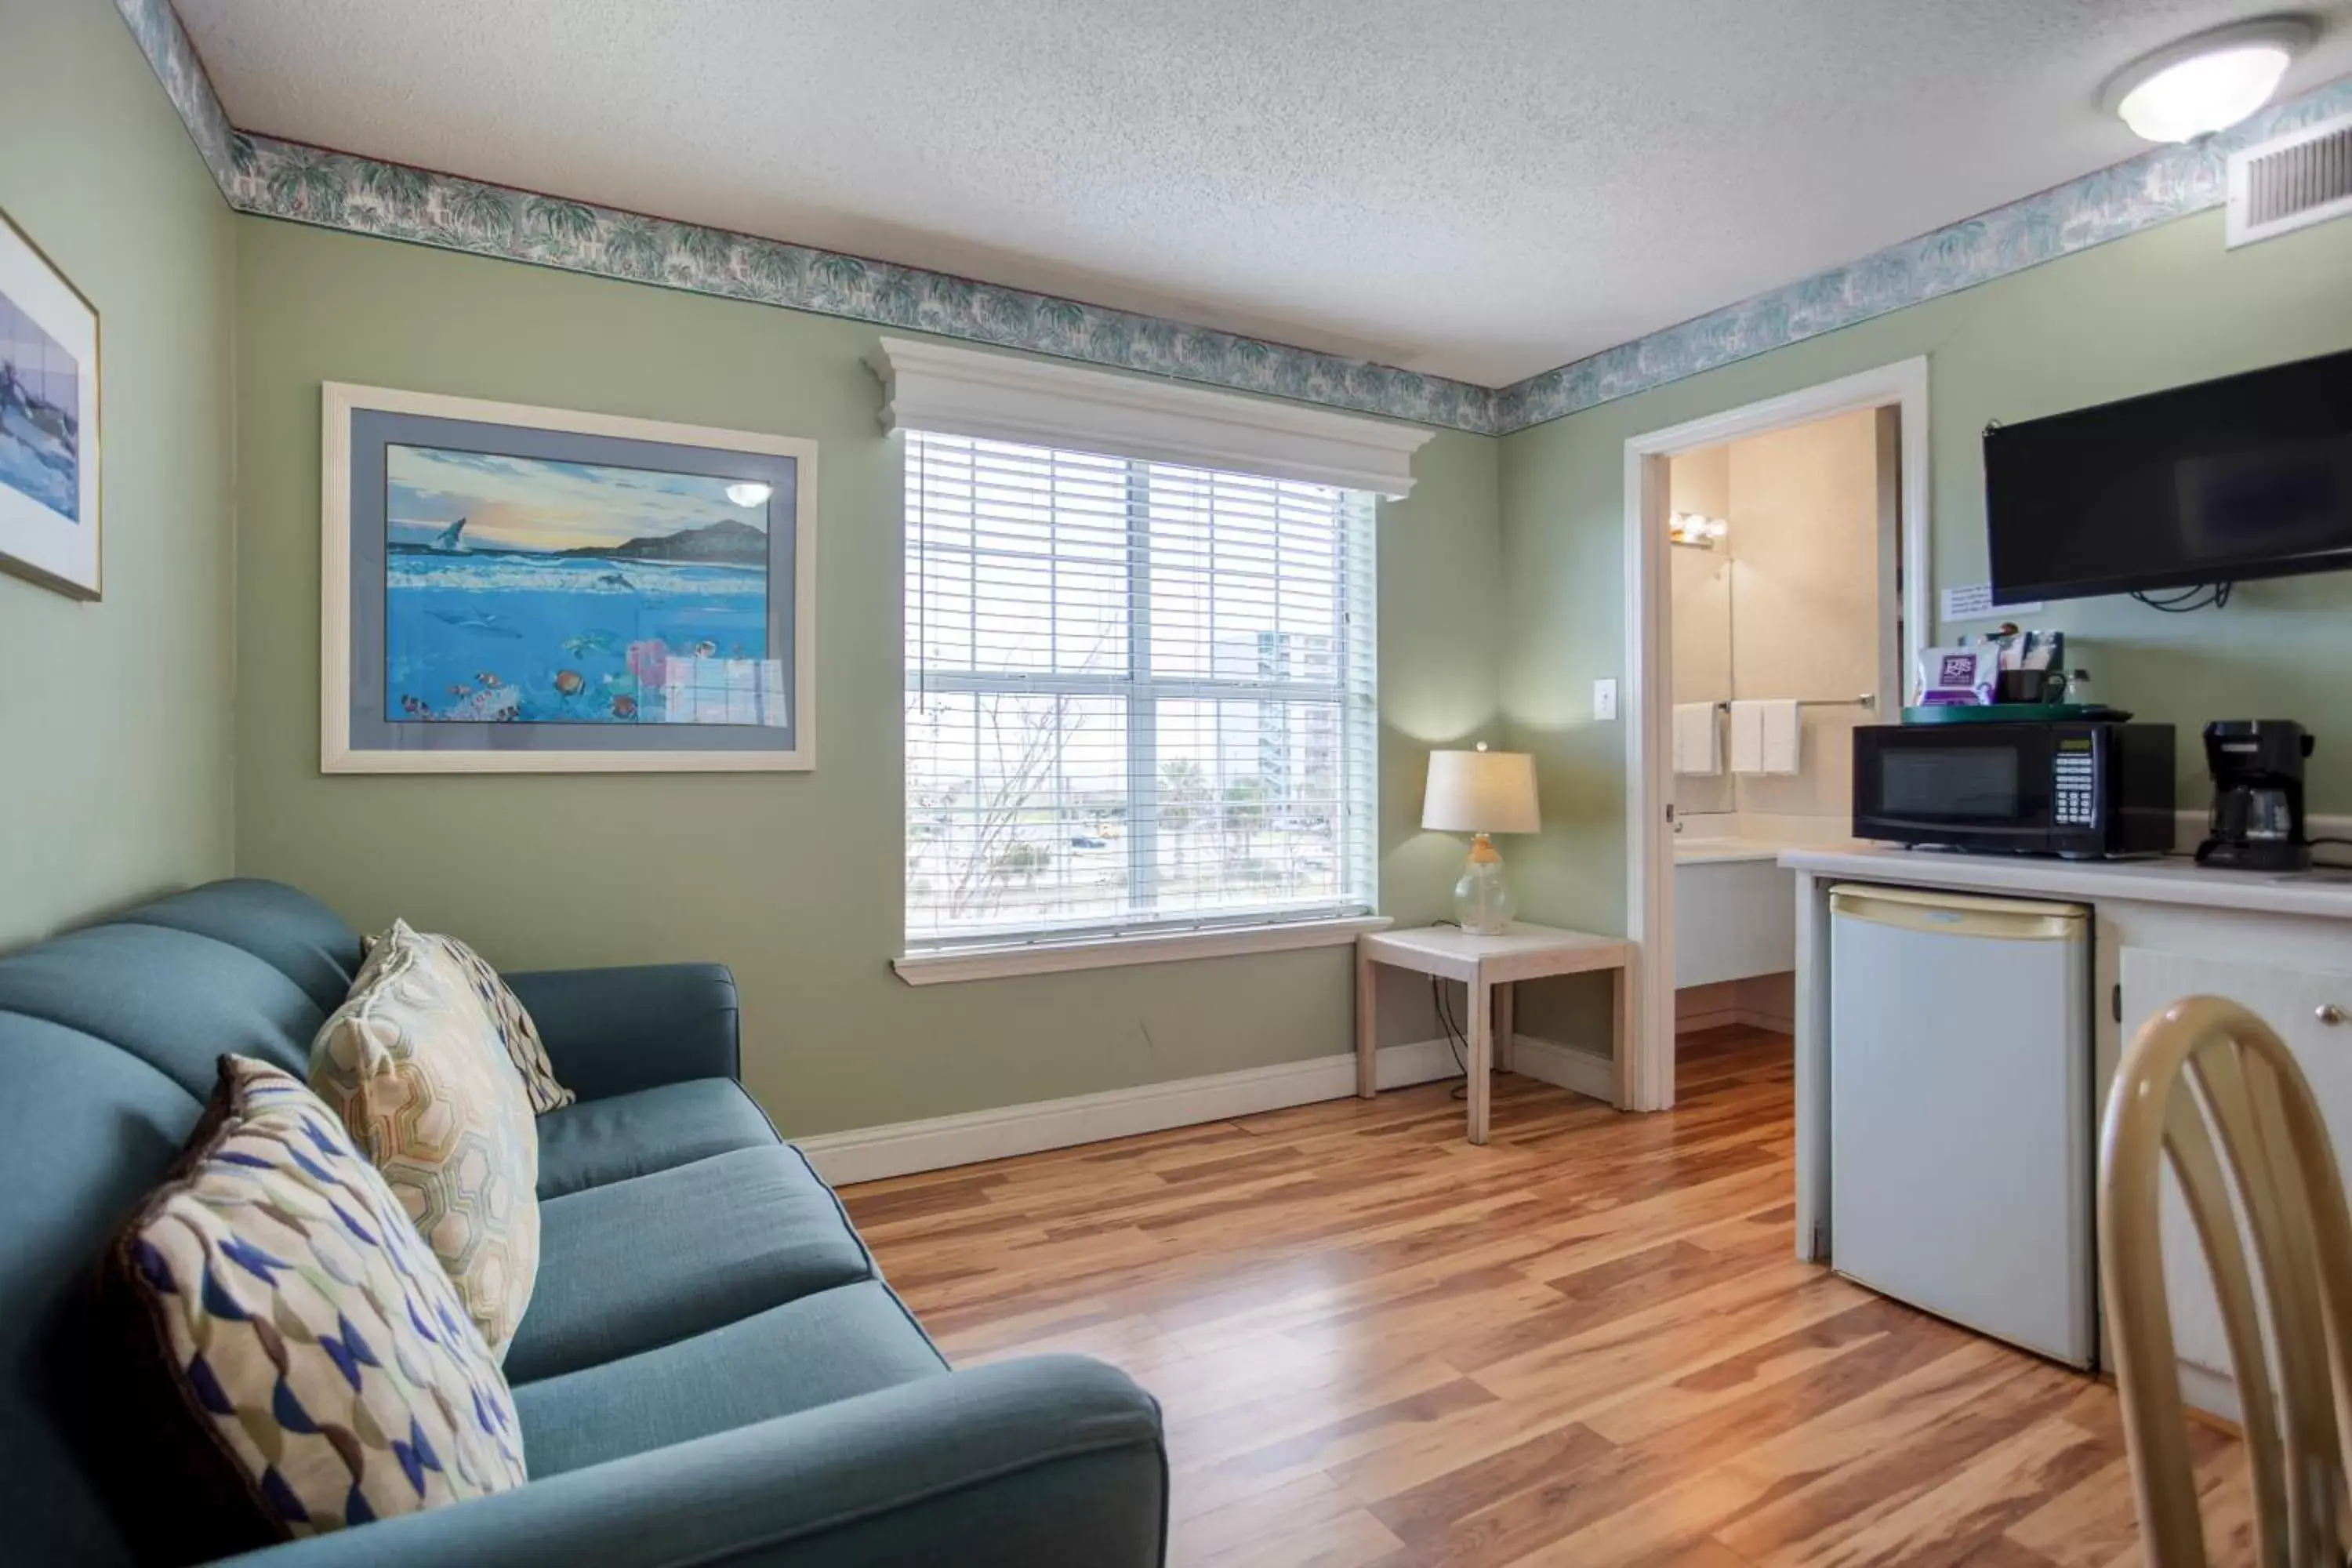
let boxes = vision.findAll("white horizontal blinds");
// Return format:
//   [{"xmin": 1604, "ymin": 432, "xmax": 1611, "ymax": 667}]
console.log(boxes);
[{"xmin": 906, "ymin": 431, "xmax": 1377, "ymax": 948}]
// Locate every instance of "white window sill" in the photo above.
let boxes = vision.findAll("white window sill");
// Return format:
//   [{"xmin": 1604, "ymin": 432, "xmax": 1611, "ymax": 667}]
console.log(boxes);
[{"xmin": 892, "ymin": 915, "xmax": 1392, "ymax": 986}]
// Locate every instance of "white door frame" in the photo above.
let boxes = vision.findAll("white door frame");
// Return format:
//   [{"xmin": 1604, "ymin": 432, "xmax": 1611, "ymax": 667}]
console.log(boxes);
[{"xmin": 1619, "ymin": 357, "xmax": 1929, "ymax": 1110}]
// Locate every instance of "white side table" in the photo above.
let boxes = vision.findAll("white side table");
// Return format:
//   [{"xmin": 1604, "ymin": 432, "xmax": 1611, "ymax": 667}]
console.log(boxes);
[{"xmin": 1356, "ymin": 923, "xmax": 1634, "ymax": 1144}]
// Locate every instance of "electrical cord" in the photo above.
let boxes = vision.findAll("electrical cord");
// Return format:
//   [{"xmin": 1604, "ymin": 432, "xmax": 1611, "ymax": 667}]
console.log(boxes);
[
  {"xmin": 2129, "ymin": 583, "xmax": 2233, "ymax": 612},
  {"xmin": 2306, "ymin": 837, "xmax": 2352, "ymax": 873},
  {"xmin": 2180, "ymin": 837, "xmax": 2352, "ymax": 868},
  {"xmin": 1431, "ymin": 976, "xmax": 1471, "ymax": 1098},
  {"xmin": 1426, "ymin": 918, "xmax": 1471, "ymax": 1099}
]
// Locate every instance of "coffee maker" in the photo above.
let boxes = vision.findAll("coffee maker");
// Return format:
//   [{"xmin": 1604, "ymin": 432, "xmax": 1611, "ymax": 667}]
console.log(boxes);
[{"xmin": 2196, "ymin": 720, "xmax": 2315, "ymax": 872}]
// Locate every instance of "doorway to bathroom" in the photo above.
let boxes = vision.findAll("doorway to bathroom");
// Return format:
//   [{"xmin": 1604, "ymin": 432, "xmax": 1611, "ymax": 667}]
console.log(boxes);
[{"xmin": 1619, "ymin": 359, "xmax": 1928, "ymax": 1112}]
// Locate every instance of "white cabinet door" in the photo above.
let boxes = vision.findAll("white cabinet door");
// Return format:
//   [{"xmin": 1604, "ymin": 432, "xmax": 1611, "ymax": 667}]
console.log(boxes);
[
  {"xmin": 2117, "ymin": 947, "xmax": 2352, "ymax": 1386},
  {"xmin": 1675, "ymin": 858, "xmax": 1796, "ymax": 988}
]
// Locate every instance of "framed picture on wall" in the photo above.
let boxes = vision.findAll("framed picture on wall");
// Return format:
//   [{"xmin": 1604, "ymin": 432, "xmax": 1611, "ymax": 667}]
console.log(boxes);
[
  {"xmin": 321, "ymin": 383, "xmax": 817, "ymax": 772},
  {"xmin": 0, "ymin": 205, "xmax": 100, "ymax": 599}
]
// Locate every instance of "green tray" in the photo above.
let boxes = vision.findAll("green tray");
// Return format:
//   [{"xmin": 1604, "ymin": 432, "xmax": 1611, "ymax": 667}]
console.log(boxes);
[{"xmin": 1901, "ymin": 703, "xmax": 2131, "ymax": 724}]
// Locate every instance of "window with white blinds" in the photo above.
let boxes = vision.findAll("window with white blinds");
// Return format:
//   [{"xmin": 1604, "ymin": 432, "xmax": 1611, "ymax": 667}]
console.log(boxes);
[{"xmin": 905, "ymin": 431, "xmax": 1377, "ymax": 950}]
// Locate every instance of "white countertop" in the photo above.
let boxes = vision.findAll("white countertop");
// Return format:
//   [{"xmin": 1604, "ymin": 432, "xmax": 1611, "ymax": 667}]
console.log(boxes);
[
  {"xmin": 1673, "ymin": 836, "xmax": 1788, "ymax": 865},
  {"xmin": 1363, "ymin": 921, "xmax": 1630, "ymax": 964},
  {"xmin": 1778, "ymin": 842, "xmax": 2352, "ymax": 921}
]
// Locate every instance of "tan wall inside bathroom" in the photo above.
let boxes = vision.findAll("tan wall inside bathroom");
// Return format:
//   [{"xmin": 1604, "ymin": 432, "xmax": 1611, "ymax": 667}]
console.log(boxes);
[
  {"xmin": 1667, "ymin": 409, "xmax": 1881, "ymax": 836},
  {"xmin": 1668, "ymin": 446, "xmax": 1735, "ymax": 816},
  {"xmin": 1725, "ymin": 409, "xmax": 1880, "ymax": 827}
]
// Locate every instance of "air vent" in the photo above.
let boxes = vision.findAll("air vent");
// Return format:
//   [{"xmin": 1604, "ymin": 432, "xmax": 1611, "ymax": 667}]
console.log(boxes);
[{"xmin": 2227, "ymin": 112, "xmax": 2352, "ymax": 248}]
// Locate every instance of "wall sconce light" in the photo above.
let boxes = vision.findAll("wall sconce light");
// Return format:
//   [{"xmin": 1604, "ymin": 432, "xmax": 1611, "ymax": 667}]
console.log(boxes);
[{"xmin": 1669, "ymin": 511, "xmax": 1729, "ymax": 549}]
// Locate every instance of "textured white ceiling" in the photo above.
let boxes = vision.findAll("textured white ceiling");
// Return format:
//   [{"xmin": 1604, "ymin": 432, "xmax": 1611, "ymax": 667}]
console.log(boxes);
[{"xmin": 176, "ymin": 0, "xmax": 2352, "ymax": 386}]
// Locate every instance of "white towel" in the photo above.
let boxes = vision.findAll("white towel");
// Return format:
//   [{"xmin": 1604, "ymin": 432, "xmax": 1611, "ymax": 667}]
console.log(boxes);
[
  {"xmin": 1729, "ymin": 699, "xmax": 1802, "ymax": 775},
  {"xmin": 1671, "ymin": 702, "xmax": 1720, "ymax": 776},
  {"xmin": 1760, "ymin": 699, "xmax": 1802, "ymax": 775},
  {"xmin": 1726, "ymin": 701, "xmax": 1762, "ymax": 774}
]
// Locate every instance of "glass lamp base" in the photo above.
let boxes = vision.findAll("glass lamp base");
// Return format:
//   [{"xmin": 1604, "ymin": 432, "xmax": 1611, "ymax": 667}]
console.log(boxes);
[{"xmin": 1452, "ymin": 840, "xmax": 1515, "ymax": 935}]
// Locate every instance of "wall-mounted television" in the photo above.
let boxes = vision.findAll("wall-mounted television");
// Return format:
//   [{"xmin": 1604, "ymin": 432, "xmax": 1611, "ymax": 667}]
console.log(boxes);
[{"xmin": 1984, "ymin": 346, "xmax": 2352, "ymax": 604}]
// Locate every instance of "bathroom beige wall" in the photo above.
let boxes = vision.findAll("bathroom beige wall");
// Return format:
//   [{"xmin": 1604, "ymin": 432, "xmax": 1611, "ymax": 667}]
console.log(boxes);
[
  {"xmin": 1664, "ymin": 412, "xmax": 1882, "ymax": 835},
  {"xmin": 1668, "ymin": 447, "xmax": 1734, "ymax": 816},
  {"xmin": 1722, "ymin": 408, "xmax": 1881, "ymax": 828}
]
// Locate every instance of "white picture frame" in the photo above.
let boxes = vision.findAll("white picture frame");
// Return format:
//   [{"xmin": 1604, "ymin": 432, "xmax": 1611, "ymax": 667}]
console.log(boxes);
[
  {"xmin": 321, "ymin": 382, "xmax": 818, "ymax": 772},
  {"xmin": 0, "ymin": 205, "xmax": 101, "ymax": 600}
]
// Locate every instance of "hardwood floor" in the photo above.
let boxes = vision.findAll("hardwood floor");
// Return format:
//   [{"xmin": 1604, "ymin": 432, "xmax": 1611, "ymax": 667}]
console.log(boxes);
[{"xmin": 839, "ymin": 1025, "xmax": 2252, "ymax": 1566}]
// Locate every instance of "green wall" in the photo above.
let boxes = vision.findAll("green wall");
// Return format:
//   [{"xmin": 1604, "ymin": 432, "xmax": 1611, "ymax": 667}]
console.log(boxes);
[
  {"xmin": 0, "ymin": 0, "xmax": 236, "ymax": 946},
  {"xmin": 231, "ymin": 220, "xmax": 1500, "ymax": 1136},
  {"xmin": 38, "ymin": 0, "xmax": 2352, "ymax": 1119},
  {"xmin": 1497, "ymin": 205, "xmax": 2352, "ymax": 1040}
]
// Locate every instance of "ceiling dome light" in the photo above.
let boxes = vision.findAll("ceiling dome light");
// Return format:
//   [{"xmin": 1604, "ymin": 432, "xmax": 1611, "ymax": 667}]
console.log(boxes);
[
  {"xmin": 724, "ymin": 481, "xmax": 773, "ymax": 508},
  {"xmin": 2103, "ymin": 16, "xmax": 2314, "ymax": 143}
]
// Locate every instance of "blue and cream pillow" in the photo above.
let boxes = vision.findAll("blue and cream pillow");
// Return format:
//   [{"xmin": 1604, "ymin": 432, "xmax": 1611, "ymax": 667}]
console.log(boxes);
[{"xmin": 96, "ymin": 1055, "xmax": 526, "ymax": 1557}]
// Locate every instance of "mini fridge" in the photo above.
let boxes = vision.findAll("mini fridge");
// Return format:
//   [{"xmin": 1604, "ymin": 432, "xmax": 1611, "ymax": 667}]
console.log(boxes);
[{"xmin": 1828, "ymin": 883, "xmax": 2094, "ymax": 1367}]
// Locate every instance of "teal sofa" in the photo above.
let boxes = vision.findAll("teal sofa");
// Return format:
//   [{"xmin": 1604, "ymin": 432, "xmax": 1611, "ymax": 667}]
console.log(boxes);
[{"xmin": 0, "ymin": 880, "xmax": 1168, "ymax": 1566}]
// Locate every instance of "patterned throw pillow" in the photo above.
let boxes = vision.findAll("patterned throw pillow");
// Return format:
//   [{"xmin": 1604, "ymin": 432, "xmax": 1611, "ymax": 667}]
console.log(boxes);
[
  {"xmin": 311, "ymin": 924, "xmax": 541, "ymax": 1357},
  {"xmin": 361, "ymin": 923, "xmax": 573, "ymax": 1113},
  {"xmin": 412, "ymin": 929, "xmax": 575, "ymax": 1114},
  {"xmin": 95, "ymin": 1055, "xmax": 525, "ymax": 1558}
]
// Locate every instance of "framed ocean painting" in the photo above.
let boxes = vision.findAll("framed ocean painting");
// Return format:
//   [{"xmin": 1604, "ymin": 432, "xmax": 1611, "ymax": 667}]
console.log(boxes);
[
  {"xmin": 0, "ymin": 205, "xmax": 100, "ymax": 599},
  {"xmin": 321, "ymin": 383, "xmax": 817, "ymax": 771}
]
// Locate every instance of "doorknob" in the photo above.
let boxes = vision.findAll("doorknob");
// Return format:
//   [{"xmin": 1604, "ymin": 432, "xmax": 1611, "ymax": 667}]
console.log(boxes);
[{"xmin": 2318, "ymin": 1004, "xmax": 2347, "ymax": 1026}]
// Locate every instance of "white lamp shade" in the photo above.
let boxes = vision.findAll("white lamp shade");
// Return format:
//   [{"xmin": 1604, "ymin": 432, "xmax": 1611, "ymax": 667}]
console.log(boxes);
[{"xmin": 1421, "ymin": 749, "xmax": 1540, "ymax": 835}]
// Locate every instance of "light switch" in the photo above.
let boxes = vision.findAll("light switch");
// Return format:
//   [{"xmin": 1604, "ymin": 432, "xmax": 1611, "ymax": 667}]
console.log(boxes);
[{"xmin": 1592, "ymin": 678, "xmax": 1619, "ymax": 720}]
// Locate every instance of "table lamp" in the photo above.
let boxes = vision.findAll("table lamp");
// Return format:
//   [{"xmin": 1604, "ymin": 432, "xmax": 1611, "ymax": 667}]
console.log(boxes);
[{"xmin": 1421, "ymin": 744, "xmax": 1541, "ymax": 935}]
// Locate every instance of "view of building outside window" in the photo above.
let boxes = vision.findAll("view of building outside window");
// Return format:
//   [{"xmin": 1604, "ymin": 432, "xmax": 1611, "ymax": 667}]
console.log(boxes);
[{"xmin": 904, "ymin": 433, "xmax": 1375, "ymax": 946}]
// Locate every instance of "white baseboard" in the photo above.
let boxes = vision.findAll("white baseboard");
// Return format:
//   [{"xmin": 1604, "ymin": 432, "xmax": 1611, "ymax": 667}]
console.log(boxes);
[
  {"xmin": 2176, "ymin": 1360, "xmax": 2241, "ymax": 1425},
  {"xmin": 1505, "ymin": 1033, "xmax": 1618, "ymax": 1102},
  {"xmin": 1675, "ymin": 1007, "xmax": 1791, "ymax": 1035},
  {"xmin": 797, "ymin": 1036, "xmax": 1460, "ymax": 1186}
]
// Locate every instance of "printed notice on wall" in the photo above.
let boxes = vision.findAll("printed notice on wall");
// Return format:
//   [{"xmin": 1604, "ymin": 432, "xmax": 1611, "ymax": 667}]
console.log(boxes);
[{"xmin": 1940, "ymin": 583, "xmax": 2043, "ymax": 621}]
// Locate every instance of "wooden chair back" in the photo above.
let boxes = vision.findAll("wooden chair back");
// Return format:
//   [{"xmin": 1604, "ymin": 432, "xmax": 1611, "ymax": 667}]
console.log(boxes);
[{"xmin": 2100, "ymin": 994, "xmax": 2352, "ymax": 1567}]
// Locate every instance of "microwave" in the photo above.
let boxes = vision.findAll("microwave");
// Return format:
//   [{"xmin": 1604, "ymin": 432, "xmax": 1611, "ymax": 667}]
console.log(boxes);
[{"xmin": 1852, "ymin": 722, "xmax": 2176, "ymax": 858}]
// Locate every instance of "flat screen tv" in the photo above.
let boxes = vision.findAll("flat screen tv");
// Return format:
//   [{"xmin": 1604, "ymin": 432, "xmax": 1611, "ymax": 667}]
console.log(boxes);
[{"xmin": 1984, "ymin": 346, "xmax": 2352, "ymax": 604}]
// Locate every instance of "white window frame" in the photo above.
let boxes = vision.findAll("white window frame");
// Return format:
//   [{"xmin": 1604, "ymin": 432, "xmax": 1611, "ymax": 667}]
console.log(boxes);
[
  {"xmin": 876, "ymin": 341, "xmax": 1430, "ymax": 982},
  {"xmin": 897, "ymin": 442, "xmax": 1384, "ymax": 979}
]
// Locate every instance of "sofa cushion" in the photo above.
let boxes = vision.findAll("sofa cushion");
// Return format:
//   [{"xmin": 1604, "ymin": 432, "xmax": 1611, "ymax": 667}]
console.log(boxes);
[
  {"xmin": 106, "ymin": 878, "xmax": 363, "ymax": 1014},
  {"xmin": 0, "ymin": 1015, "xmax": 202, "ymax": 1568},
  {"xmin": 92, "ymin": 1057, "xmax": 526, "ymax": 1560},
  {"xmin": 504, "ymin": 1145, "xmax": 873, "ymax": 1384},
  {"xmin": 534, "ymin": 1078, "xmax": 779, "ymax": 1200},
  {"xmin": 514, "ymin": 1279, "xmax": 948, "ymax": 1477},
  {"xmin": 310, "ymin": 924, "xmax": 542, "ymax": 1358},
  {"xmin": 0, "ymin": 924, "xmax": 324, "ymax": 1098}
]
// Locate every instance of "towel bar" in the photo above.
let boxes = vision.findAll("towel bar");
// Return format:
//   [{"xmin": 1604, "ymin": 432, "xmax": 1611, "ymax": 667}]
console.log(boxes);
[{"xmin": 1711, "ymin": 694, "xmax": 1875, "ymax": 711}]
